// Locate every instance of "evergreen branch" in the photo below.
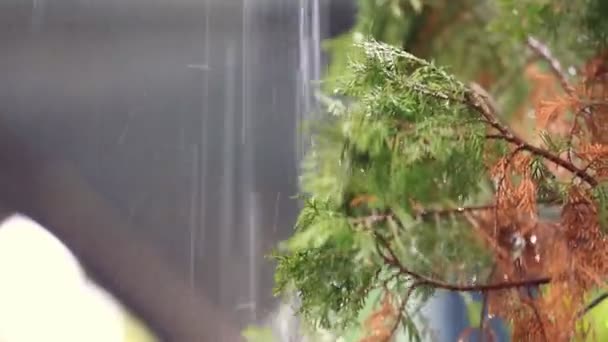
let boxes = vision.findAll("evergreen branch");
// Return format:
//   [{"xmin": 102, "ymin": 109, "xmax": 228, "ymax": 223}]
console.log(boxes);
[{"xmin": 526, "ymin": 36, "xmax": 575, "ymax": 96}]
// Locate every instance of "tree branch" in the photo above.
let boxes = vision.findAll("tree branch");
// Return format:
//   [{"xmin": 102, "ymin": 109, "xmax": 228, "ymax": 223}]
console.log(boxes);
[
  {"xmin": 465, "ymin": 86, "xmax": 598, "ymax": 187},
  {"xmin": 484, "ymin": 133, "xmax": 597, "ymax": 187},
  {"xmin": 350, "ymin": 204, "xmax": 494, "ymax": 225},
  {"xmin": 375, "ymin": 234, "xmax": 551, "ymax": 293}
]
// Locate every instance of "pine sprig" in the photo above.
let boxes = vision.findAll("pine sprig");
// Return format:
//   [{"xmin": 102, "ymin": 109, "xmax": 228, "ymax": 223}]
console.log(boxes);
[{"xmin": 275, "ymin": 39, "xmax": 502, "ymax": 339}]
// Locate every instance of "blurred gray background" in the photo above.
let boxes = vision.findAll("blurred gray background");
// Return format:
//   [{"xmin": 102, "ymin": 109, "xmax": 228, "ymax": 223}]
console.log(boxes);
[{"xmin": 0, "ymin": 0, "xmax": 350, "ymax": 335}]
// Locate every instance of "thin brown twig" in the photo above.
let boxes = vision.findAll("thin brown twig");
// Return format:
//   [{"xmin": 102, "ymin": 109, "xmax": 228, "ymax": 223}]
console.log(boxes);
[
  {"xmin": 389, "ymin": 281, "xmax": 421, "ymax": 337},
  {"xmin": 567, "ymin": 123, "xmax": 580, "ymax": 164},
  {"xmin": 566, "ymin": 103, "xmax": 591, "ymax": 163},
  {"xmin": 349, "ymin": 204, "xmax": 494, "ymax": 226},
  {"xmin": 480, "ymin": 263, "xmax": 498, "ymax": 342},
  {"xmin": 350, "ymin": 212, "xmax": 392, "ymax": 226},
  {"xmin": 467, "ymin": 79, "xmax": 597, "ymax": 187},
  {"xmin": 577, "ymin": 292, "xmax": 608, "ymax": 318},
  {"xmin": 484, "ymin": 133, "xmax": 597, "ymax": 187},
  {"xmin": 563, "ymin": 98, "xmax": 608, "ymax": 164},
  {"xmin": 375, "ymin": 234, "xmax": 551, "ymax": 293},
  {"xmin": 521, "ymin": 297, "xmax": 549, "ymax": 342}
]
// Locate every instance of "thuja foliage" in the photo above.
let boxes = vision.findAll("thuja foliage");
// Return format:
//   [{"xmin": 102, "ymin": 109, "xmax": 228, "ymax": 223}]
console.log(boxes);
[
  {"xmin": 275, "ymin": 40, "xmax": 499, "ymax": 340},
  {"xmin": 274, "ymin": 1, "xmax": 608, "ymax": 341},
  {"xmin": 275, "ymin": 39, "xmax": 485, "ymax": 336}
]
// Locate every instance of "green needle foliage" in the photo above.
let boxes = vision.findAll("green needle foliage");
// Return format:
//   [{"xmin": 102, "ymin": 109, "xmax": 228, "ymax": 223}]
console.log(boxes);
[{"xmin": 274, "ymin": 39, "xmax": 494, "ymax": 340}]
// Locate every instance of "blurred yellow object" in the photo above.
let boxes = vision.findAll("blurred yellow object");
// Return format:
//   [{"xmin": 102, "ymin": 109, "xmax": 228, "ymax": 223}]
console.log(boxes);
[{"xmin": 124, "ymin": 313, "xmax": 158, "ymax": 342}]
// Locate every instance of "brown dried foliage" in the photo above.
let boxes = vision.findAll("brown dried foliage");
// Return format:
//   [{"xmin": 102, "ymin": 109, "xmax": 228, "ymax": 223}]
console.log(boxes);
[
  {"xmin": 532, "ymin": 52, "xmax": 608, "ymax": 181},
  {"xmin": 361, "ymin": 291, "xmax": 400, "ymax": 342},
  {"xmin": 478, "ymin": 52, "xmax": 608, "ymax": 341}
]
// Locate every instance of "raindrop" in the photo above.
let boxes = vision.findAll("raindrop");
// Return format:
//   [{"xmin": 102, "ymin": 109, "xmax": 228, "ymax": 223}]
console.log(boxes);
[
  {"xmin": 31, "ymin": 0, "xmax": 45, "ymax": 32},
  {"xmin": 272, "ymin": 192, "xmax": 281, "ymax": 233}
]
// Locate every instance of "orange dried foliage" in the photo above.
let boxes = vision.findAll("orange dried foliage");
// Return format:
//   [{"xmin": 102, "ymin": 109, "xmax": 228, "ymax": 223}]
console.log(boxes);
[
  {"xmin": 535, "ymin": 96, "xmax": 576, "ymax": 133},
  {"xmin": 580, "ymin": 52, "xmax": 608, "ymax": 145},
  {"xmin": 477, "ymin": 210, "xmax": 588, "ymax": 341},
  {"xmin": 472, "ymin": 178, "xmax": 608, "ymax": 340},
  {"xmin": 508, "ymin": 64, "xmax": 565, "ymax": 138},
  {"xmin": 350, "ymin": 194, "xmax": 379, "ymax": 208},
  {"xmin": 458, "ymin": 44, "xmax": 608, "ymax": 342},
  {"xmin": 489, "ymin": 153, "xmax": 537, "ymax": 218},
  {"xmin": 479, "ymin": 149, "xmax": 608, "ymax": 340},
  {"xmin": 578, "ymin": 144, "xmax": 608, "ymax": 179},
  {"xmin": 360, "ymin": 291, "xmax": 399, "ymax": 342}
]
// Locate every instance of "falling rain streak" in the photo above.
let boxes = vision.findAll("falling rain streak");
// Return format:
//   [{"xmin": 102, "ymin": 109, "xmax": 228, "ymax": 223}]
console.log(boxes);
[{"xmin": 220, "ymin": 41, "xmax": 237, "ymax": 319}]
